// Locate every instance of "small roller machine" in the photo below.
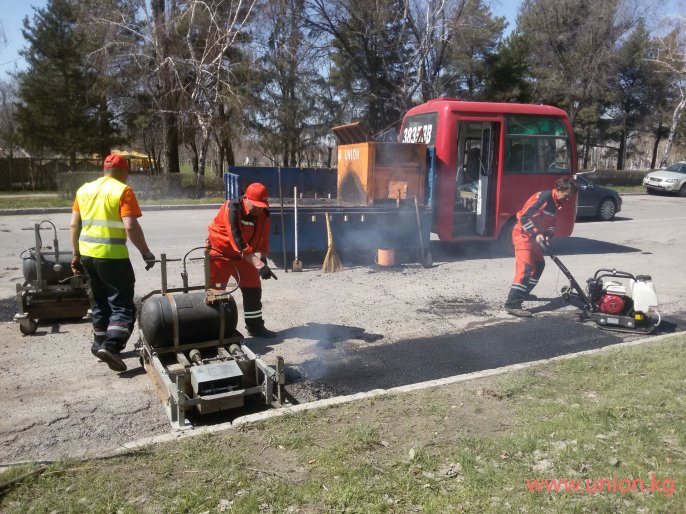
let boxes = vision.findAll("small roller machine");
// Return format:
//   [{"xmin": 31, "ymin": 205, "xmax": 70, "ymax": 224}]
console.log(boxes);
[
  {"xmin": 137, "ymin": 249, "xmax": 285, "ymax": 430},
  {"xmin": 14, "ymin": 221, "xmax": 91, "ymax": 335}
]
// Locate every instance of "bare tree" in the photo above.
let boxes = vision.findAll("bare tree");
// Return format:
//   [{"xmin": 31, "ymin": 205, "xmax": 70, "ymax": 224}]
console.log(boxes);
[
  {"xmin": 93, "ymin": 0, "xmax": 256, "ymax": 178},
  {"xmin": 178, "ymin": 0, "xmax": 256, "ymax": 182},
  {"xmin": 650, "ymin": 23, "xmax": 686, "ymax": 167},
  {"xmin": 308, "ymin": 0, "xmax": 416, "ymax": 135}
]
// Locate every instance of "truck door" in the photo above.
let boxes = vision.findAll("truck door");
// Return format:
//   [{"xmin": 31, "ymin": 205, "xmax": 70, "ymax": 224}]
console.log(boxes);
[
  {"xmin": 454, "ymin": 121, "xmax": 500, "ymax": 237},
  {"xmin": 475, "ymin": 123, "xmax": 498, "ymax": 235}
]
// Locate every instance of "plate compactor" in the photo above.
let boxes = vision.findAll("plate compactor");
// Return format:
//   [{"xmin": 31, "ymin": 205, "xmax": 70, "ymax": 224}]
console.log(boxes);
[
  {"xmin": 137, "ymin": 249, "xmax": 285, "ymax": 430},
  {"xmin": 541, "ymin": 242, "xmax": 660, "ymax": 334},
  {"xmin": 14, "ymin": 221, "xmax": 91, "ymax": 335}
]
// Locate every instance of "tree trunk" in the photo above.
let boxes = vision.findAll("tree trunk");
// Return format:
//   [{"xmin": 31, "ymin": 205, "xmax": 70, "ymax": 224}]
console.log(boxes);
[
  {"xmin": 583, "ymin": 128, "xmax": 591, "ymax": 169},
  {"xmin": 163, "ymin": 112, "xmax": 180, "ymax": 173},
  {"xmin": 650, "ymin": 121, "xmax": 662, "ymax": 170},
  {"xmin": 226, "ymin": 139, "xmax": 235, "ymax": 166},
  {"xmin": 659, "ymin": 92, "xmax": 686, "ymax": 169},
  {"xmin": 617, "ymin": 130, "xmax": 625, "ymax": 170},
  {"xmin": 187, "ymin": 140, "xmax": 199, "ymax": 174}
]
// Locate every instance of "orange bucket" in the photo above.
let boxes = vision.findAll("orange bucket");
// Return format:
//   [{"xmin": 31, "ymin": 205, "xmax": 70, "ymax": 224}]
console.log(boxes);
[{"xmin": 377, "ymin": 248, "xmax": 395, "ymax": 267}]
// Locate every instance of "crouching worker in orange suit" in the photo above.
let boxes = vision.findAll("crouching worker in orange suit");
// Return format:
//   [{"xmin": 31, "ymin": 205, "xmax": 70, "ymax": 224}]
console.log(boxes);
[
  {"xmin": 504, "ymin": 176, "xmax": 578, "ymax": 318},
  {"xmin": 207, "ymin": 182, "xmax": 278, "ymax": 338}
]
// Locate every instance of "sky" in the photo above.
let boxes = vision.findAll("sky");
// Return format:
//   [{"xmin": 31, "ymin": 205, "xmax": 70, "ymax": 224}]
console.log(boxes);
[{"xmin": 0, "ymin": 0, "xmax": 684, "ymax": 80}]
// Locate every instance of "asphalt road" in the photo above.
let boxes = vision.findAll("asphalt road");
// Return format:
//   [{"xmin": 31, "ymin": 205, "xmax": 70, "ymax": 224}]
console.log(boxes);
[{"xmin": 1, "ymin": 194, "xmax": 685, "ymax": 404}]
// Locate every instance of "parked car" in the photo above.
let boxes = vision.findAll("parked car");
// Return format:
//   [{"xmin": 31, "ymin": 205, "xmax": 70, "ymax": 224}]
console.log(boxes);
[
  {"xmin": 575, "ymin": 175, "xmax": 622, "ymax": 221},
  {"xmin": 643, "ymin": 162, "xmax": 686, "ymax": 196}
]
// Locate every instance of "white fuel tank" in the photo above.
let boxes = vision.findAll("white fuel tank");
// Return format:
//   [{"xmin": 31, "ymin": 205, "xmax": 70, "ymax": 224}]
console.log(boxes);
[{"xmin": 632, "ymin": 275, "xmax": 658, "ymax": 313}]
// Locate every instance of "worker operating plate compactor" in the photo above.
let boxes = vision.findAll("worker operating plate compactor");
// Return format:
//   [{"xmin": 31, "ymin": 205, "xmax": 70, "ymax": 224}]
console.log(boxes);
[
  {"xmin": 136, "ymin": 247, "xmax": 285, "ymax": 430},
  {"xmin": 541, "ymin": 241, "xmax": 660, "ymax": 334},
  {"xmin": 14, "ymin": 221, "xmax": 91, "ymax": 335}
]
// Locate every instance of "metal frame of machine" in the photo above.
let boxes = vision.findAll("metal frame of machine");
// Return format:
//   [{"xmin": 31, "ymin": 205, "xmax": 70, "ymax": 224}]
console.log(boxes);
[
  {"xmin": 14, "ymin": 221, "xmax": 91, "ymax": 335},
  {"xmin": 542, "ymin": 243, "xmax": 659, "ymax": 334},
  {"xmin": 137, "ymin": 250, "xmax": 285, "ymax": 430}
]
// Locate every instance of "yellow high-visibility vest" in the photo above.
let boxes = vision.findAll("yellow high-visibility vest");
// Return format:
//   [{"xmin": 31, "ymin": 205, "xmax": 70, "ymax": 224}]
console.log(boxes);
[{"xmin": 76, "ymin": 176, "xmax": 129, "ymax": 259}]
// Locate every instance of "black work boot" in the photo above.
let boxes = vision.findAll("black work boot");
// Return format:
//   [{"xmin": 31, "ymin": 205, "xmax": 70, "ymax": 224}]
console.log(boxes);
[
  {"xmin": 505, "ymin": 305, "xmax": 533, "ymax": 318},
  {"xmin": 96, "ymin": 348, "xmax": 127, "ymax": 372},
  {"xmin": 246, "ymin": 324, "xmax": 277, "ymax": 338},
  {"xmin": 91, "ymin": 332, "xmax": 106, "ymax": 357}
]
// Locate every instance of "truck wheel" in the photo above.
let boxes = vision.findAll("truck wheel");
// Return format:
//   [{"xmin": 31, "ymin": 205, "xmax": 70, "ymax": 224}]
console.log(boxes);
[
  {"xmin": 597, "ymin": 198, "xmax": 616, "ymax": 221},
  {"xmin": 19, "ymin": 319, "xmax": 38, "ymax": 335},
  {"xmin": 498, "ymin": 219, "xmax": 515, "ymax": 256}
]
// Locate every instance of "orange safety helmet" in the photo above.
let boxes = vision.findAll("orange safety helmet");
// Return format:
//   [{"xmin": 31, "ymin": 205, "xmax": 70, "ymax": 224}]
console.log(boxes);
[{"xmin": 244, "ymin": 183, "xmax": 270, "ymax": 207}]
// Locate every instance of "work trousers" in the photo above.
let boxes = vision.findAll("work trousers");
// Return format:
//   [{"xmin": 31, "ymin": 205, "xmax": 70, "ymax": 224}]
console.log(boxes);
[
  {"xmin": 208, "ymin": 254, "xmax": 266, "ymax": 331},
  {"xmin": 81, "ymin": 256, "xmax": 136, "ymax": 353},
  {"xmin": 505, "ymin": 242, "xmax": 545, "ymax": 309}
]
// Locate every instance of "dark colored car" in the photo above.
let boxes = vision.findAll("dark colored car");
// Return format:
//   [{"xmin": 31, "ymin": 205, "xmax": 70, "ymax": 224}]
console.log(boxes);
[{"xmin": 575, "ymin": 175, "xmax": 622, "ymax": 221}]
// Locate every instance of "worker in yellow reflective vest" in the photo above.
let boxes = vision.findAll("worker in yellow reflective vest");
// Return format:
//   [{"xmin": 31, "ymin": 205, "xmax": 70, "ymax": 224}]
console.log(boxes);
[{"xmin": 70, "ymin": 154, "xmax": 156, "ymax": 372}]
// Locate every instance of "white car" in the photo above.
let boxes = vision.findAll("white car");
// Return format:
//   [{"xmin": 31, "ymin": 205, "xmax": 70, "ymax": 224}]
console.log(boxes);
[{"xmin": 643, "ymin": 162, "xmax": 686, "ymax": 196}]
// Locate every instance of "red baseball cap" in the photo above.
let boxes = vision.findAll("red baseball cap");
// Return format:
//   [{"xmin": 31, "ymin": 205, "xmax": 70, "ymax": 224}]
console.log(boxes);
[
  {"xmin": 104, "ymin": 154, "xmax": 129, "ymax": 171},
  {"xmin": 244, "ymin": 183, "xmax": 269, "ymax": 207}
]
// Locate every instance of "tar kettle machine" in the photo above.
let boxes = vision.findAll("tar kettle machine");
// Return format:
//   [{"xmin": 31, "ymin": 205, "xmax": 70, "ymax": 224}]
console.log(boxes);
[
  {"xmin": 137, "ymin": 247, "xmax": 286, "ymax": 430},
  {"xmin": 15, "ymin": 221, "xmax": 91, "ymax": 335}
]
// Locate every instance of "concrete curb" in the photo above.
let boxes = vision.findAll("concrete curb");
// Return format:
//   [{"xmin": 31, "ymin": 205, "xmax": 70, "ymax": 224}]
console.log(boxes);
[{"xmin": 113, "ymin": 330, "xmax": 682, "ymax": 455}]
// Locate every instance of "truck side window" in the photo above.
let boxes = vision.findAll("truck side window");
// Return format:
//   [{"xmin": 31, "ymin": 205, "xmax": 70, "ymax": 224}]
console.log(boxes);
[{"xmin": 504, "ymin": 116, "xmax": 571, "ymax": 175}]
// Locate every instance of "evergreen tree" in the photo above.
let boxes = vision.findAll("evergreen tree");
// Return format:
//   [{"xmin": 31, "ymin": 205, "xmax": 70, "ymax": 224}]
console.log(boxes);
[
  {"xmin": 310, "ymin": 0, "xmax": 415, "ymax": 135},
  {"xmin": 15, "ymin": 0, "xmax": 118, "ymax": 169},
  {"xmin": 604, "ymin": 20, "xmax": 664, "ymax": 169}
]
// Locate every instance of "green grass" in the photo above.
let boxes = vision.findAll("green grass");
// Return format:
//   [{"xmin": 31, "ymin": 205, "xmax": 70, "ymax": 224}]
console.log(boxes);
[
  {"xmin": 612, "ymin": 185, "xmax": 645, "ymax": 194},
  {"xmin": 1, "ymin": 335, "xmax": 684, "ymax": 513},
  {"xmin": 0, "ymin": 195, "xmax": 226, "ymax": 210}
]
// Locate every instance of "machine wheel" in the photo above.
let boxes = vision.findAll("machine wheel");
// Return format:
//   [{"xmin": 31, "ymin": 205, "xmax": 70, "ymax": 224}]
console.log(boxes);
[
  {"xmin": 646, "ymin": 188, "xmax": 656, "ymax": 195},
  {"xmin": 679, "ymin": 184, "xmax": 686, "ymax": 197},
  {"xmin": 596, "ymin": 198, "xmax": 616, "ymax": 221},
  {"xmin": 19, "ymin": 319, "xmax": 38, "ymax": 335}
]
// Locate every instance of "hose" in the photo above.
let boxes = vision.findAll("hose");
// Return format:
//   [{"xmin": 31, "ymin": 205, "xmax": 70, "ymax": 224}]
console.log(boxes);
[
  {"xmin": 652, "ymin": 309, "xmax": 661, "ymax": 327},
  {"xmin": 200, "ymin": 244, "xmax": 241, "ymax": 295}
]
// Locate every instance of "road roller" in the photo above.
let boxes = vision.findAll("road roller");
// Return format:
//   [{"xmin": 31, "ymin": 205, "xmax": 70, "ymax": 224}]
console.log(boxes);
[
  {"xmin": 14, "ymin": 221, "xmax": 91, "ymax": 335},
  {"xmin": 137, "ymin": 249, "xmax": 285, "ymax": 430}
]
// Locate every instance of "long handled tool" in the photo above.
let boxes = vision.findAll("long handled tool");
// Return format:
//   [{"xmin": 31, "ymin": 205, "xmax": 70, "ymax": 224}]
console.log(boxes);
[
  {"xmin": 539, "ymin": 241, "xmax": 595, "ymax": 312},
  {"xmin": 414, "ymin": 196, "xmax": 432, "ymax": 268},
  {"xmin": 322, "ymin": 213, "xmax": 343, "ymax": 272},
  {"xmin": 277, "ymin": 166, "xmax": 287, "ymax": 273},
  {"xmin": 292, "ymin": 186, "xmax": 303, "ymax": 272}
]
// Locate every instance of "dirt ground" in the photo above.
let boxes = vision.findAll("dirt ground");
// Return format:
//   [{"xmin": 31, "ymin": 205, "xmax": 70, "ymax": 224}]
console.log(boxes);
[{"xmin": 1, "ymin": 195, "xmax": 685, "ymax": 466}]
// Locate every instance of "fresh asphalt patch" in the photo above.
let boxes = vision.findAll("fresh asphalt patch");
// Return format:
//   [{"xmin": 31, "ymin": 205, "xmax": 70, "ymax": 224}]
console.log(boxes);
[{"xmin": 292, "ymin": 313, "xmax": 686, "ymax": 397}]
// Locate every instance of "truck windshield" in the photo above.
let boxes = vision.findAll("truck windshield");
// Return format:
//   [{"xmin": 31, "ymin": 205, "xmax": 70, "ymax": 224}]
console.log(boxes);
[
  {"xmin": 400, "ymin": 113, "xmax": 438, "ymax": 146},
  {"xmin": 504, "ymin": 115, "xmax": 571, "ymax": 175}
]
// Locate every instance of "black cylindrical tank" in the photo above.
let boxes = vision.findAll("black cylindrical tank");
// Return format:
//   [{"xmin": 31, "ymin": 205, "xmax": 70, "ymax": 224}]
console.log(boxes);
[
  {"xmin": 140, "ymin": 291, "xmax": 239, "ymax": 347},
  {"xmin": 22, "ymin": 251, "xmax": 75, "ymax": 284}
]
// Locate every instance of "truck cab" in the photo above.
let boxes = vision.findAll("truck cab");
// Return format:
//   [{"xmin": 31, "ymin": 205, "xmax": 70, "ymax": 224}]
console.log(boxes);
[{"xmin": 401, "ymin": 98, "xmax": 578, "ymax": 244}]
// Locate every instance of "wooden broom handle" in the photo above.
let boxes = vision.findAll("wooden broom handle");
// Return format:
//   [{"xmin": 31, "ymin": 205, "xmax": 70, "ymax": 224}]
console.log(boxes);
[{"xmin": 325, "ymin": 213, "xmax": 333, "ymax": 247}]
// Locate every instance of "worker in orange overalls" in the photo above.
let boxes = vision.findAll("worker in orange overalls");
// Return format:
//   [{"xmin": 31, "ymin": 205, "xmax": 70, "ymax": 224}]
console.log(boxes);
[
  {"xmin": 504, "ymin": 176, "xmax": 578, "ymax": 317},
  {"xmin": 207, "ymin": 182, "xmax": 278, "ymax": 338}
]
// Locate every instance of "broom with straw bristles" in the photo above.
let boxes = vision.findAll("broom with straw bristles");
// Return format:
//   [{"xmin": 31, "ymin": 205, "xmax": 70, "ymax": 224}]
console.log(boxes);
[{"xmin": 322, "ymin": 212, "xmax": 343, "ymax": 272}]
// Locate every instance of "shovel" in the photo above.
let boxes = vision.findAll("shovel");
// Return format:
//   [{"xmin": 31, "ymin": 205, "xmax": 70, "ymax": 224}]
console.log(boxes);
[{"xmin": 292, "ymin": 186, "xmax": 303, "ymax": 272}]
